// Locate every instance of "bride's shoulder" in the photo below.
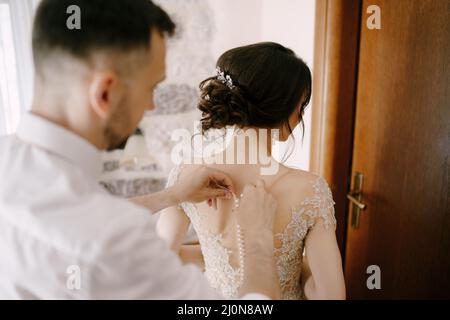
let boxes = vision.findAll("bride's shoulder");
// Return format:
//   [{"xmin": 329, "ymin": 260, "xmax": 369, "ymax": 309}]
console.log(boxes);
[
  {"xmin": 279, "ymin": 167, "xmax": 336, "ymax": 227},
  {"xmin": 282, "ymin": 166, "xmax": 330, "ymax": 187},
  {"xmin": 278, "ymin": 166, "xmax": 334, "ymax": 200}
]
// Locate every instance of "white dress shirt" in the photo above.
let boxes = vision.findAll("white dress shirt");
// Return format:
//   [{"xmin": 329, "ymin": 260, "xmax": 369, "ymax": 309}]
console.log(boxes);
[{"xmin": 0, "ymin": 113, "xmax": 267, "ymax": 300}]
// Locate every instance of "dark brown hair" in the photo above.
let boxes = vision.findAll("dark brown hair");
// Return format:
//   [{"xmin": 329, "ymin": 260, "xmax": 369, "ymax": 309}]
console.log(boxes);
[{"xmin": 198, "ymin": 42, "xmax": 312, "ymax": 138}]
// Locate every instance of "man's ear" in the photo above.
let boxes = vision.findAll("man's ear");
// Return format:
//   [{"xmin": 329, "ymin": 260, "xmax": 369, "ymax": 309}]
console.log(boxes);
[{"xmin": 88, "ymin": 72, "xmax": 119, "ymax": 120}]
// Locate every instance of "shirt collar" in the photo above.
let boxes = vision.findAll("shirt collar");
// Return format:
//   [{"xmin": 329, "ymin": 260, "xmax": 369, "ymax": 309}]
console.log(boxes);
[{"xmin": 16, "ymin": 112, "xmax": 103, "ymax": 179}]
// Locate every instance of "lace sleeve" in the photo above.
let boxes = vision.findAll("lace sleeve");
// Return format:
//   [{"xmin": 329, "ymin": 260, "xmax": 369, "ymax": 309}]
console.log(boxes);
[
  {"xmin": 164, "ymin": 164, "xmax": 198, "ymax": 243},
  {"xmin": 165, "ymin": 164, "xmax": 184, "ymax": 188},
  {"xmin": 304, "ymin": 176, "xmax": 337, "ymax": 230},
  {"xmin": 165, "ymin": 164, "xmax": 188, "ymax": 214}
]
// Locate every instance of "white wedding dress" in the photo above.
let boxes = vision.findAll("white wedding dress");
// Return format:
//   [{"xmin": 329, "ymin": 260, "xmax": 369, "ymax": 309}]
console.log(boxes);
[{"xmin": 166, "ymin": 165, "xmax": 336, "ymax": 300}]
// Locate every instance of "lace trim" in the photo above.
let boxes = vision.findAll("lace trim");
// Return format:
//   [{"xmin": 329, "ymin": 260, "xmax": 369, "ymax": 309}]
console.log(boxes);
[
  {"xmin": 273, "ymin": 176, "xmax": 336, "ymax": 299},
  {"xmin": 166, "ymin": 166, "xmax": 336, "ymax": 300},
  {"xmin": 166, "ymin": 165, "xmax": 243, "ymax": 299}
]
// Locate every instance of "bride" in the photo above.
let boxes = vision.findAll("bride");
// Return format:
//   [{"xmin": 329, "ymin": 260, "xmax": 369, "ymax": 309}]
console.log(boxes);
[{"xmin": 157, "ymin": 42, "xmax": 345, "ymax": 300}]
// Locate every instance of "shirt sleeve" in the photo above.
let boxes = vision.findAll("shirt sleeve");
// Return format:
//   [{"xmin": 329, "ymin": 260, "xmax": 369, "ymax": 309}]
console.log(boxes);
[{"xmin": 87, "ymin": 210, "xmax": 222, "ymax": 299}]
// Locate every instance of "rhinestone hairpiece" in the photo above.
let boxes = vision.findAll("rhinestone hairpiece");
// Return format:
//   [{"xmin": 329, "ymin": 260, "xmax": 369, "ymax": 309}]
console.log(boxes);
[{"xmin": 216, "ymin": 67, "xmax": 235, "ymax": 89}]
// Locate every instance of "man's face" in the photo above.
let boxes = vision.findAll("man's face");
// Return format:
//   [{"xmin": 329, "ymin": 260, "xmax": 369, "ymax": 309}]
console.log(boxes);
[{"xmin": 103, "ymin": 30, "xmax": 166, "ymax": 150}]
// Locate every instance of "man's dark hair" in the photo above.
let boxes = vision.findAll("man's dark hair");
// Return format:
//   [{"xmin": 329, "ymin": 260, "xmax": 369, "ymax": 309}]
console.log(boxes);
[{"xmin": 32, "ymin": 0, "xmax": 175, "ymax": 69}]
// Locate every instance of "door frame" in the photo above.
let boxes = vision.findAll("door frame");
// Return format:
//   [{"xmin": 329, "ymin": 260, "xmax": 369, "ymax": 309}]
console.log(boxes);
[{"xmin": 309, "ymin": 0, "xmax": 362, "ymax": 258}]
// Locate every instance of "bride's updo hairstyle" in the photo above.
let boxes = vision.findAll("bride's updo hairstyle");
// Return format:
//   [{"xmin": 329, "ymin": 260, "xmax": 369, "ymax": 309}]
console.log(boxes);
[{"xmin": 198, "ymin": 42, "xmax": 312, "ymax": 137}]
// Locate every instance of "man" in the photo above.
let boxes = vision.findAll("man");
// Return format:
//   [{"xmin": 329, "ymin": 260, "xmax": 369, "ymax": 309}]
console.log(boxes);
[{"xmin": 0, "ymin": 0, "xmax": 280, "ymax": 299}]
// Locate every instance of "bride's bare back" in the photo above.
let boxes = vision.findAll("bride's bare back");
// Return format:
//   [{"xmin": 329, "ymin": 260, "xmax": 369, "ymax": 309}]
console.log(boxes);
[{"xmin": 158, "ymin": 162, "xmax": 342, "ymax": 299}]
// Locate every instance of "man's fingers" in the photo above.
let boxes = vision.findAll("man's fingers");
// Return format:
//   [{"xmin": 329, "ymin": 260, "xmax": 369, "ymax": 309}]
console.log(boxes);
[
  {"xmin": 211, "ymin": 189, "xmax": 232, "ymax": 199},
  {"xmin": 208, "ymin": 169, "xmax": 235, "ymax": 194}
]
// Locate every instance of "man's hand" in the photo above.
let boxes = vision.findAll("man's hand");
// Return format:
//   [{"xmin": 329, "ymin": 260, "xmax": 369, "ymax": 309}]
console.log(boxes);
[
  {"xmin": 171, "ymin": 166, "xmax": 235, "ymax": 204},
  {"xmin": 131, "ymin": 166, "xmax": 234, "ymax": 214}
]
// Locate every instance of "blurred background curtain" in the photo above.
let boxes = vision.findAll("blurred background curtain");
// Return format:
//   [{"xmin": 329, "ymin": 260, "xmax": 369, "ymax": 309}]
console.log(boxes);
[{"xmin": 0, "ymin": 0, "xmax": 39, "ymax": 136}]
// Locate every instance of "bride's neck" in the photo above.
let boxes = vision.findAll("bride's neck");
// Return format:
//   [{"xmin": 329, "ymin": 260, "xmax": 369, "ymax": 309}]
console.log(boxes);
[{"xmin": 222, "ymin": 126, "xmax": 274, "ymax": 165}]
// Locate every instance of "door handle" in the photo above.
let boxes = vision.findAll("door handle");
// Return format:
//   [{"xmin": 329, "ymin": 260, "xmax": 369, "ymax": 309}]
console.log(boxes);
[
  {"xmin": 347, "ymin": 192, "xmax": 367, "ymax": 210},
  {"xmin": 347, "ymin": 172, "xmax": 367, "ymax": 229}
]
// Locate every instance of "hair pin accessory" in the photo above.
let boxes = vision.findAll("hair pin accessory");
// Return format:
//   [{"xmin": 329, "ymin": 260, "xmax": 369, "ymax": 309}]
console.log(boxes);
[{"xmin": 216, "ymin": 67, "xmax": 235, "ymax": 90}]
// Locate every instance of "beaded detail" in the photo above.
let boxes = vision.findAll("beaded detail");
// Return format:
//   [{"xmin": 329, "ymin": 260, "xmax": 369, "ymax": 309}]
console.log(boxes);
[{"xmin": 166, "ymin": 165, "xmax": 336, "ymax": 299}]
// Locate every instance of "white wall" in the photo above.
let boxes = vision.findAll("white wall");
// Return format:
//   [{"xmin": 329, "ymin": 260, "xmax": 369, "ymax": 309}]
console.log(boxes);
[{"xmin": 207, "ymin": 0, "xmax": 316, "ymax": 170}]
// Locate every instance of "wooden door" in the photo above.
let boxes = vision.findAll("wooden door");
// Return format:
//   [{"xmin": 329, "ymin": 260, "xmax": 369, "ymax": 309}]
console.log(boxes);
[{"xmin": 345, "ymin": 0, "xmax": 450, "ymax": 299}]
